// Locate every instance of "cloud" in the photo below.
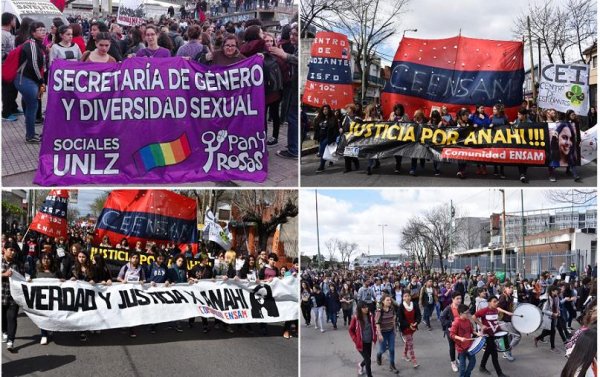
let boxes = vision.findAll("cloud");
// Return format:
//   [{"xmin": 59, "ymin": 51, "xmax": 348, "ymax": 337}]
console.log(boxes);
[{"xmin": 300, "ymin": 189, "xmax": 596, "ymax": 259}]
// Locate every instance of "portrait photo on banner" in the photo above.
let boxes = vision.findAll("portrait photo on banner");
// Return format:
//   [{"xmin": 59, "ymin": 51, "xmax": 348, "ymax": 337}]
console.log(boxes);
[
  {"xmin": 1, "ymin": 9, "xmax": 300, "ymax": 187},
  {"xmin": 299, "ymin": 0, "xmax": 597, "ymax": 187},
  {"xmin": 1, "ymin": 188, "xmax": 299, "ymax": 376}
]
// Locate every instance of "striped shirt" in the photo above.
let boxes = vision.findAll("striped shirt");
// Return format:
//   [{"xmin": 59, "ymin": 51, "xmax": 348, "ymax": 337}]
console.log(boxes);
[{"xmin": 375, "ymin": 307, "xmax": 395, "ymax": 332}]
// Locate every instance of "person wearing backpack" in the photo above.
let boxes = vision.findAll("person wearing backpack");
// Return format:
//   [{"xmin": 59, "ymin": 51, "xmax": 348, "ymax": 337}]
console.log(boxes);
[
  {"xmin": 13, "ymin": 21, "xmax": 47, "ymax": 143},
  {"xmin": 263, "ymin": 32, "xmax": 285, "ymax": 145},
  {"xmin": 167, "ymin": 22, "xmax": 184, "ymax": 56},
  {"xmin": 2, "ymin": 12, "xmax": 20, "ymax": 123}
]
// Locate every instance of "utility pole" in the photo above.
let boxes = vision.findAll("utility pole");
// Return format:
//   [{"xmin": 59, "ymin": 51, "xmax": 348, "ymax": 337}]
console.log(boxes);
[
  {"xmin": 500, "ymin": 190, "xmax": 507, "ymax": 277},
  {"xmin": 378, "ymin": 224, "xmax": 388, "ymax": 255},
  {"xmin": 521, "ymin": 190, "xmax": 526, "ymax": 279},
  {"xmin": 315, "ymin": 190, "xmax": 322, "ymax": 269}
]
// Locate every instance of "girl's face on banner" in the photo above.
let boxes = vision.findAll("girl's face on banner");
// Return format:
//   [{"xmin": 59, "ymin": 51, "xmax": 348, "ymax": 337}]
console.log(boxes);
[{"xmin": 559, "ymin": 126, "xmax": 573, "ymax": 156}]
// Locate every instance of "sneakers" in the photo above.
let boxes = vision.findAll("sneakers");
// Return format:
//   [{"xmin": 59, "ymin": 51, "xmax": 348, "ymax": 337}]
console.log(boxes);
[
  {"xmin": 520, "ymin": 174, "xmax": 527, "ymax": 183},
  {"xmin": 434, "ymin": 170, "xmax": 441, "ymax": 176},
  {"xmin": 175, "ymin": 325, "xmax": 183, "ymax": 333},
  {"xmin": 80, "ymin": 332, "xmax": 88, "ymax": 342},
  {"xmin": 320, "ymin": 329, "xmax": 325, "ymax": 333},
  {"xmin": 574, "ymin": 176, "xmax": 582, "ymax": 182},
  {"xmin": 357, "ymin": 362, "xmax": 364, "ymax": 375},
  {"xmin": 2, "ymin": 333, "xmax": 7, "ymax": 343},
  {"xmin": 499, "ymin": 174, "xmax": 507, "ymax": 179},
  {"xmin": 549, "ymin": 176, "xmax": 557, "ymax": 182},
  {"xmin": 35, "ymin": 117, "xmax": 44, "ymax": 125},
  {"xmin": 540, "ymin": 339, "xmax": 549, "ymax": 344},
  {"xmin": 376, "ymin": 353, "xmax": 382, "ymax": 365},
  {"xmin": 276, "ymin": 150, "xmax": 297, "ymax": 159},
  {"xmin": 549, "ymin": 348, "xmax": 561, "ymax": 354},
  {"xmin": 315, "ymin": 168, "xmax": 324, "ymax": 173},
  {"xmin": 267, "ymin": 137, "xmax": 278, "ymax": 146},
  {"xmin": 129, "ymin": 329, "xmax": 137, "ymax": 338},
  {"xmin": 479, "ymin": 366, "xmax": 492, "ymax": 375},
  {"xmin": 408, "ymin": 170, "xmax": 416, "ymax": 176},
  {"xmin": 503, "ymin": 351, "xmax": 515, "ymax": 361},
  {"xmin": 6, "ymin": 341, "xmax": 13, "ymax": 350},
  {"xmin": 451, "ymin": 361, "xmax": 458, "ymax": 372},
  {"xmin": 390, "ymin": 364, "xmax": 399, "ymax": 374},
  {"xmin": 2, "ymin": 114, "xmax": 17, "ymax": 121},
  {"xmin": 456, "ymin": 171, "xmax": 465, "ymax": 179},
  {"xmin": 40, "ymin": 336, "xmax": 48, "ymax": 345},
  {"xmin": 26, "ymin": 136, "xmax": 41, "ymax": 143},
  {"xmin": 413, "ymin": 363, "xmax": 420, "ymax": 368}
]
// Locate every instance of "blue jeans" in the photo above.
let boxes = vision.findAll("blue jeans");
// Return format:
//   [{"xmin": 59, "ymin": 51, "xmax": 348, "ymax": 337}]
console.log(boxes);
[
  {"xmin": 14, "ymin": 75, "xmax": 39, "ymax": 139},
  {"xmin": 327, "ymin": 309, "xmax": 337, "ymax": 327},
  {"xmin": 286, "ymin": 104, "xmax": 298, "ymax": 156},
  {"xmin": 318, "ymin": 138, "xmax": 328, "ymax": 170},
  {"xmin": 458, "ymin": 351, "xmax": 476, "ymax": 377},
  {"xmin": 435, "ymin": 302, "xmax": 441, "ymax": 319},
  {"xmin": 26, "ymin": 255, "xmax": 37, "ymax": 276},
  {"xmin": 423, "ymin": 303, "xmax": 434, "ymax": 327},
  {"xmin": 377, "ymin": 330, "xmax": 395, "ymax": 366}
]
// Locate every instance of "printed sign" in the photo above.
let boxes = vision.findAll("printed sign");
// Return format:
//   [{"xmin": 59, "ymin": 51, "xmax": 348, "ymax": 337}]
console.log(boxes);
[{"xmin": 538, "ymin": 64, "xmax": 590, "ymax": 116}]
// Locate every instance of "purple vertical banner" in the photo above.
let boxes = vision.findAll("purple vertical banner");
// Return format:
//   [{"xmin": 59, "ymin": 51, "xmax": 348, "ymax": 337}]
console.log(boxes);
[{"xmin": 34, "ymin": 56, "xmax": 267, "ymax": 185}]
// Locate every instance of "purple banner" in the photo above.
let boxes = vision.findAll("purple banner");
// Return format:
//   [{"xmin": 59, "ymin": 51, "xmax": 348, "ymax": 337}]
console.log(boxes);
[{"xmin": 34, "ymin": 56, "xmax": 267, "ymax": 185}]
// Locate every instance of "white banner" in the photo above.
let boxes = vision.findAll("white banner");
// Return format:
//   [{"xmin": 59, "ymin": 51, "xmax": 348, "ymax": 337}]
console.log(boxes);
[
  {"xmin": 538, "ymin": 64, "xmax": 590, "ymax": 115},
  {"xmin": 117, "ymin": 0, "xmax": 146, "ymax": 26},
  {"xmin": 9, "ymin": 272, "xmax": 298, "ymax": 331},
  {"xmin": 580, "ymin": 125, "xmax": 597, "ymax": 165},
  {"xmin": 203, "ymin": 209, "xmax": 232, "ymax": 250}
]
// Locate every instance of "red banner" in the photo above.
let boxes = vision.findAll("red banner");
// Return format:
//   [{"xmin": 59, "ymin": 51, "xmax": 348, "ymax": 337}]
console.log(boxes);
[
  {"xmin": 302, "ymin": 32, "xmax": 354, "ymax": 109},
  {"xmin": 94, "ymin": 190, "xmax": 198, "ymax": 249},
  {"xmin": 381, "ymin": 35, "xmax": 524, "ymax": 120},
  {"xmin": 29, "ymin": 190, "xmax": 69, "ymax": 238}
]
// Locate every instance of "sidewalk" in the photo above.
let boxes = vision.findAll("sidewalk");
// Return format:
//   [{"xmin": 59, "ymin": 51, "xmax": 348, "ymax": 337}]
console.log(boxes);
[{"xmin": 2, "ymin": 114, "xmax": 297, "ymax": 187}]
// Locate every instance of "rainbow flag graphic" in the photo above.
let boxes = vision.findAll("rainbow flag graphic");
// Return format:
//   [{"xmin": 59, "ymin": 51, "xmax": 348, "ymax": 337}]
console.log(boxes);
[{"xmin": 134, "ymin": 133, "xmax": 192, "ymax": 173}]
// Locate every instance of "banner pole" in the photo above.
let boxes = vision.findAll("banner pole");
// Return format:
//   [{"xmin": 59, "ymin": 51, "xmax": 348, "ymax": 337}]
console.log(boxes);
[{"xmin": 527, "ymin": 16, "xmax": 537, "ymax": 104}]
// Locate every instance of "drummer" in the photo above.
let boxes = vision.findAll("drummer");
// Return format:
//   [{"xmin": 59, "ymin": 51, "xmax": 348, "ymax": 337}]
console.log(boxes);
[
  {"xmin": 498, "ymin": 283, "xmax": 521, "ymax": 361},
  {"xmin": 473, "ymin": 296, "xmax": 511, "ymax": 377},
  {"xmin": 449, "ymin": 304, "xmax": 484, "ymax": 377}
]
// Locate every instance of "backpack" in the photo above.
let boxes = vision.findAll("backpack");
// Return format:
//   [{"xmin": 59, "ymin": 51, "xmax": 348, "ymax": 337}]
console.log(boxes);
[
  {"xmin": 1, "ymin": 42, "xmax": 27, "ymax": 82},
  {"xmin": 262, "ymin": 53, "xmax": 283, "ymax": 95}
]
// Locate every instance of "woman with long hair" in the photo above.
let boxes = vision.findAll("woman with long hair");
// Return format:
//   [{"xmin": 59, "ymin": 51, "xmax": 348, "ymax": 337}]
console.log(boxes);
[
  {"xmin": 469, "ymin": 104, "xmax": 491, "ymax": 175},
  {"xmin": 301, "ymin": 280, "xmax": 312, "ymax": 327},
  {"xmin": 313, "ymin": 104, "xmax": 338, "ymax": 173},
  {"xmin": 364, "ymin": 104, "xmax": 382, "ymax": 175},
  {"xmin": 70, "ymin": 250, "xmax": 94, "ymax": 341},
  {"xmin": 49, "ymin": 25, "xmax": 82, "ymax": 66},
  {"xmin": 397, "ymin": 290, "xmax": 422, "ymax": 368},
  {"xmin": 136, "ymin": 25, "xmax": 171, "ymax": 58},
  {"xmin": 70, "ymin": 23, "xmax": 86, "ymax": 53},
  {"xmin": 81, "ymin": 32, "xmax": 116, "ymax": 63},
  {"xmin": 14, "ymin": 21, "xmax": 47, "ymax": 143},
  {"xmin": 560, "ymin": 328, "xmax": 597, "ymax": 377},
  {"xmin": 549, "ymin": 114, "xmax": 580, "ymax": 182},
  {"xmin": 490, "ymin": 104, "xmax": 509, "ymax": 178},
  {"xmin": 375, "ymin": 294, "xmax": 400, "ymax": 374},
  {"xmin": 349, "ymin": 301, "xmax": 377, "ymax": 377},
  {"xmin": 125, "ymin": 27, "xmax": 145, "ymax": 56}
]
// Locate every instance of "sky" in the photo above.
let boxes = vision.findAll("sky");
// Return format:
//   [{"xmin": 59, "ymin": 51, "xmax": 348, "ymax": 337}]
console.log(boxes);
[
  {"xmin": 300, "ymin": 189, "xmax": 597, "ymax": 259},
  {"xmin": 74, "ymin": 190, "xmax": 107, "ymax": 216},
  {"xmin": 362, "ymin": 0, "xmax": 592, "ymax": 68}
]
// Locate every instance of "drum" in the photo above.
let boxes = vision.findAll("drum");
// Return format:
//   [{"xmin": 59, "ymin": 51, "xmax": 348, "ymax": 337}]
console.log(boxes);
[
  {"xmin": 512, "ymin": 303, "xmax": 543, "ymax": 334},
  {"xmin": 494, "ymin": 331, "xmax": 512, "ymax": 352},
  {"xmin": 467, "ymin": 336, "xmax": 486, "ymax": 356}
]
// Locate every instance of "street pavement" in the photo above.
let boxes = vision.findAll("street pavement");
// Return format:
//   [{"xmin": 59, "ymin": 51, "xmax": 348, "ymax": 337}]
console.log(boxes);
[
  {"xmin": 1, "ymin": 111, "xmax": 298, "ymax": 187},
  {"xmin": 300, "ymin": 154, "xmax": 597, "ymax": 187},
  {"xmin": 2, "ymin": 313, "xmax": 298, "ymax": 377},
  {"xmin": 301, "ymin": 302, "xmax": 570, "ymax": 377}
]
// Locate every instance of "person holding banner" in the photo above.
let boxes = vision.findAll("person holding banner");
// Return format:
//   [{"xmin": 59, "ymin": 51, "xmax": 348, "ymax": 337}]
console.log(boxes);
[
  {"xmin": 490, "ymin": 104, "xmax": 510, "ymax": 179},
  {"xmin": 314, "ymin": 104, "xmax": 338, "ymax": 173},
  {"xmin": 136, "ymin": 25, "xmax": 171, "ymax": 58},
  {"xmin": 204, "ymin": 34, "xmax": 245, "ymax": 65},
  {"xmin": 117, "ymin": 252, "xmax": 146, "ymax": 338},
  {"xmin": 91, "ymin": 253, "xmax": 112, "ymax": 285},
  {"xmin": 189, "ymin": 254, "xmax": 213, "ymax": 333},
  {"xmin": 71, "ymin": 250, "xmax": 94, "ymax": 341},
  {"xmin": 455, "ymin": 109, "xmax": 471, "ymax": 179},
  {"xmin": 512, "ymin": 108, "xmax": 533, "ymax": 183},
  {"xmin": 470, "ymin": 105, "xmax": 492, "ymax": 176},
  {"xmin": 29, "ymin": 253, "xmax": 57, "ymax": 345},
  {"xmin": 364, "ymin": 104, "xmax": 383, "ymax": 175},
  {"xmin": 81, "ymin": 32, "xmax": 116, "ymax": 63},
  {"xmin": 341, "ymin": 104, "xmax": 362, "ymax": 173},
  {"xmin": 2, "ymin": 246, "xmax": 24, "ymax": 351},
  {"xmin": 85, "ymin": 22, "xmax": 122, "ymax": 61}
]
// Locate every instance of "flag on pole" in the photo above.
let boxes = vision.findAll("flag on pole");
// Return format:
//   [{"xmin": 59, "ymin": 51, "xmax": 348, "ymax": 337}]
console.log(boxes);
[
  {"xmin": 29, "ymin": 190, "xmax": 69, "ymax": 238},
  {"xmin": 94, "ymin": 190, "xmax": 198, "ymax": 248},
  {"xmin": 381, "ymin": 35, "xmax": 524, "ymax": 120},
  {"xmin": 202, "ymin": 209, "xmax": 232, "ymax": 250}
]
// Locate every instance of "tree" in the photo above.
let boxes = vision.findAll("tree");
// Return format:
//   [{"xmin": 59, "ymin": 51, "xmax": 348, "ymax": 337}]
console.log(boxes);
[
  {"xmin": 545, "ymin": 189, "xmax": 597, "ymax": 205},
  {"xmin": 401, "ymin": 216, "xmax": 433, "ymax": 274},
  {"xmin": 338, "ymin": 240, "xmax": 359, "ymax": 270},
  {"xmin": 330, "ymin": 0, "xmax": 411, "ymax": 101},
  {"xmin": 67, "ymin": 207, "xmax": 81, "ymax": 223},
  {"xmin": 89, "ymin": 191, "xmax": 110, "ymax": 217},
  {"xmin": 513, "ymin": 0, "xmax": 597, "ymax": 64},
  {"xmin": 300, "ymin": 0, "xmax": 344, "ymax": 37},
  {"xmin": 231, "ymin": 190, "xmax": 298, "ymax": 251},
  {"xmin": 325, "ymin": 238, "xmax": 339, "ymax": 261}
]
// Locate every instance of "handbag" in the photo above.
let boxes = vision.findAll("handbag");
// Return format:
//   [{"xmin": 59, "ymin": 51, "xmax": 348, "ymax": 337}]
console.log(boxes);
[{"xmin": 322, "ymin": 142, "xmax": 339, "ymax": 161}]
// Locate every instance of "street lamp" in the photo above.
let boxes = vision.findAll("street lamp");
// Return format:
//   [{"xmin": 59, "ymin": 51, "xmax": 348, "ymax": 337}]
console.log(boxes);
[
  {"xmin": 378, "ymin": 224, "xmax": 388, "ymax": 255},
  {"xmin": 402, "ymin": 29, "xmax": 418, "ymax": 38}
]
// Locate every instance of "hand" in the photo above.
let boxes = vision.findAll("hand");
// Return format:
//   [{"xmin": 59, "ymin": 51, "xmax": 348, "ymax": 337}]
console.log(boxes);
[
  {"xmin": 5, "ymin": 270, "xmax": 12, "ymax": 277},
  {"xmin": 223, "ymin": 276, "xmax": 228, "ymax": 281},
  {"xmin": 378, "ymin": 335, "xmax": 383, "ymax": 342},
  {"xmin": 70, "ymin": 277, "xmax": 76, "ymax": 281},
  {"xmin": 268, "ymin": 45, "xmax": 287, "ymax": 59},
  {"xmin": 26, "ymin": 278, "xmax": 32, "ymax": 282},
  {"xmin": 182, "ymin": 56, "xmax": 191, "ymax": 60},
  {"xmin": 105, "ymin": 280, "xmax": 112, "ymax": 286},
  {"xmin": 257, "ymin": 52, "xmax": 264, "ymax": 59},
  {"xmin": 205, "ymin": 51, "xmax": 213, "ymax": 61},
  {"xmin": 151, "ymin": 281, "xmax": 156, "ymax": 287}
]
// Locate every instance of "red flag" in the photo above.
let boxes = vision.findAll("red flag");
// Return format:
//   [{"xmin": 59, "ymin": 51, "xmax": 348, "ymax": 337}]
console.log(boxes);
[
  {"xmin": 94, "ymin": 190, "xmax": 198, "ymax": 250},
  {"xmin": 302, "ymin": 32, "xmax": 354, "ymax": 110},
  {"xmin": 29, "ymin": 190, "xmax": 69, "ymax": 238},
  {"xmin": 381, "ymin": 36, "xmax": 524, "ymax": 120},
  {"xmin": 50, "ymin": 0, "xmax": 65, "ymax": 12}
]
